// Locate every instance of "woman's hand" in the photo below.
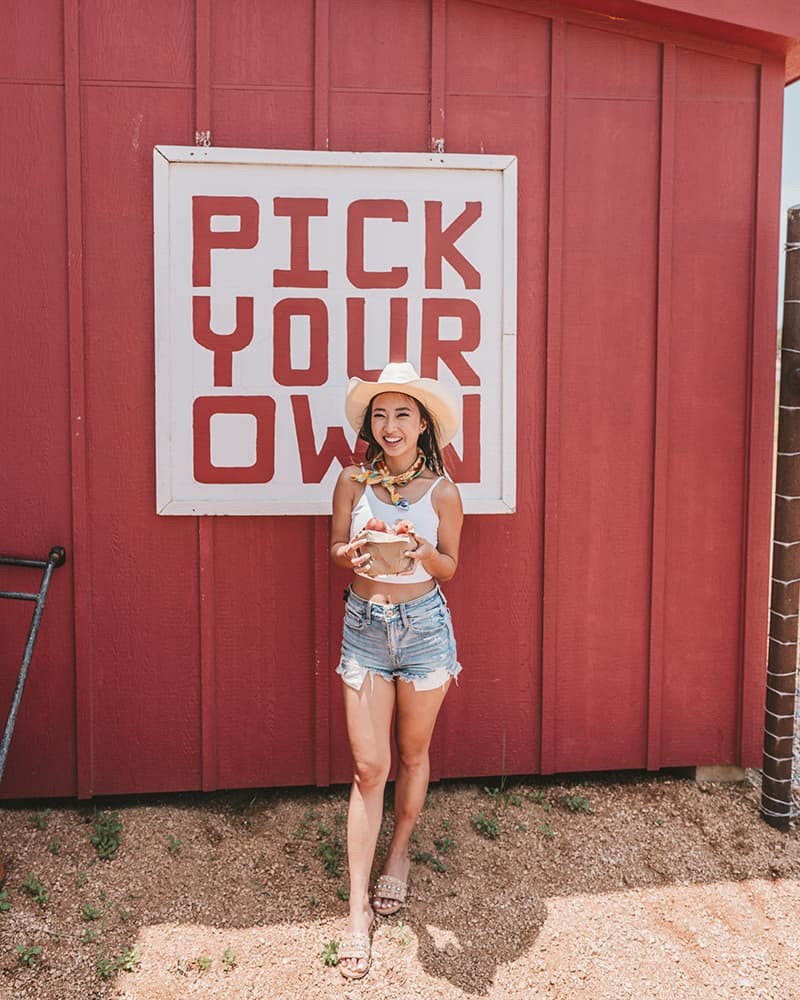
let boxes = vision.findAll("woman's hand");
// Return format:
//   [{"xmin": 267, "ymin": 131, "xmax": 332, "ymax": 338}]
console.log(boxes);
[
  {"xmin": 402, "ymin": 534, "xmax": 435, "ymax": 573},
  {"xmin": 342, "ymin": 535, "xmax": 372, "ymax": 573}
]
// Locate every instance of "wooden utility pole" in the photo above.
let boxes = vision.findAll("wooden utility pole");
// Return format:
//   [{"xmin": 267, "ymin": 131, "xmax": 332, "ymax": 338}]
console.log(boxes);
[{"xmin": 762, "ymin": 204, "xmax": 800, "ymax": 830}]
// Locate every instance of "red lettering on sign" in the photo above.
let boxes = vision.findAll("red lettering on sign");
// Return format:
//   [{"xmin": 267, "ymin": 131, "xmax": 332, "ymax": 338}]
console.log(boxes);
[
  {"xmin": 444, "ymin": 394, "xmax": 481, "ymax": 483},
  {"xmin": 273, "ymin": 298, "xmax": 328, "ymax": 386},
  {"xmin": 193, "ymin": 395, "xmax": 275, "ymax": 484},
  {"xmin": 347, "ymin": 199, "xmax": 409, "ymax": 289},
  {"xmin": 425, "ymin": 201, "xmax": 482, "ymax": 289},
  {"xmin": 192, "ymin": 196, "xmax": 259, "ymax": 287},
  {"xmin": 421, "ymin": 299, "xmax": 481, "ymax": 385},
  {"xmin": 346, "ymin": 297, "xmax": 408, "ymax": 379},
  {"xmin": 273, "ymin": 197, "xmax": 328, "ymax": 288},
  {"xmin": 291, "ymin": 396, "xmax": 366, "ymax": 483},
  {"xmin": 192, "ymin": 295, "xmax": 254, "ymax": 387}
]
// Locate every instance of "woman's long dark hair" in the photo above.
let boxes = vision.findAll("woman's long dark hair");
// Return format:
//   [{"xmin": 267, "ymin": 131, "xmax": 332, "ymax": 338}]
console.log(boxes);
[{"xmin": 358, "ymin": 394, "xmax": 446, "ymax": 476}]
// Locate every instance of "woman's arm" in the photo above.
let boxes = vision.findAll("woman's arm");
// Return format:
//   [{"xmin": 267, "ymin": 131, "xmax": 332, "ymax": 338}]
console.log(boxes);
[
  {"xmin": 405, "ymin": 478, "xmax": 463, "ymax": 582},
  {"xmin": 330, "ymin": 467, "xmax": 371, "ymax": 572}
]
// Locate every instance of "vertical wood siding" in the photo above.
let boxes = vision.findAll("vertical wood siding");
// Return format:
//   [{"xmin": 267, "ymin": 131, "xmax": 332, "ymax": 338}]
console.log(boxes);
[{"xmin": 0, "ymin": 0, "xmax": 781, "ymax": 797}]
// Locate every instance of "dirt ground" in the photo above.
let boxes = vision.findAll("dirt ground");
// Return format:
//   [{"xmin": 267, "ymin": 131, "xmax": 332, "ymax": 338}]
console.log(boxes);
[{"xmin": 0, "ymin": 771, "xmax": 799, "ymax": 1000}]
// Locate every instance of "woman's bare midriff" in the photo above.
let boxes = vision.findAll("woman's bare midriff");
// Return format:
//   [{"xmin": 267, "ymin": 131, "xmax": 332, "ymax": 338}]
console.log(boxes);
[{"xmin": 349, "ymin": 576, "xmax": 437, "ymax": 605}]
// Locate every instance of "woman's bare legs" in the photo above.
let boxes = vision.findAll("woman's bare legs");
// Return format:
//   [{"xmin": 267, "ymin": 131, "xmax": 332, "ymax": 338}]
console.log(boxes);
[
  {"xmin": 340, "ymin": 675, "xmax": 396, "ymax": 976},
  {"xmin": 373, "ymin": 679, "xmax": 451, "ymax": 913}
]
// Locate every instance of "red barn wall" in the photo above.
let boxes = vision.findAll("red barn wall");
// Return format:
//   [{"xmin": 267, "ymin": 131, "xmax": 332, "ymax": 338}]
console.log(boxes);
[{"xmin": 0, "ymin": 0, "xmax": 783, "ymax": 797}]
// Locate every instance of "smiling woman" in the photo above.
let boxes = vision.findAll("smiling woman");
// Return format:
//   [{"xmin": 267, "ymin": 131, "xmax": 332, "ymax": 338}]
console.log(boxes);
[{"xmin": 328, "ymin": 362, "xmax": 464, "ymax": 979}]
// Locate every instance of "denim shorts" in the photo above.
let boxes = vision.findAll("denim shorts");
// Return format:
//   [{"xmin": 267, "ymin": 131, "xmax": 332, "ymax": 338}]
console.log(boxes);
[{"xmin": 337, "ymin": 585, "xmax": 461, "ymax": 692}]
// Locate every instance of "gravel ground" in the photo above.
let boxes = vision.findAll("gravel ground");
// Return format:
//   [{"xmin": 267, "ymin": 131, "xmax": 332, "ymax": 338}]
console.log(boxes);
[{"xmin": 0, "ymin": 773, "xmax": 799, "ymax": 999}]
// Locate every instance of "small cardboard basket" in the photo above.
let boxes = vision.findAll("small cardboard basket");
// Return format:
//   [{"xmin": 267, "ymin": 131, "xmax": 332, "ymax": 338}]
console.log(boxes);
[{"xmin": 357, "ymin": 530, "xmax": 416, "ymax": 577}]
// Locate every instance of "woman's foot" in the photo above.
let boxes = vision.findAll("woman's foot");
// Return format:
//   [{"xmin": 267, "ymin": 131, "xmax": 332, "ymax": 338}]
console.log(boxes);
[
  {"xmin": 372, "ymin": 854, "xmax": 410, "ymax": 915},
  {"xmin": 338, "ymin": 902, "xmax": 375, "ymax": 979}
]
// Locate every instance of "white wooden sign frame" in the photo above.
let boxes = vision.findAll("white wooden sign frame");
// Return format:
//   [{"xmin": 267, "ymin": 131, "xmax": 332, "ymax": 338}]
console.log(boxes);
[{"xmin": 154, "ymin": 146, "xmax": 517, "ymax": 515}]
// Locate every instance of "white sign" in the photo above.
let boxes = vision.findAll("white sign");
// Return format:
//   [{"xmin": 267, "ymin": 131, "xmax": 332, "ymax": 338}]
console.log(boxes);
[{"xmin": 153, "ymin": 146, "xmax": 517, "ymax": 514}]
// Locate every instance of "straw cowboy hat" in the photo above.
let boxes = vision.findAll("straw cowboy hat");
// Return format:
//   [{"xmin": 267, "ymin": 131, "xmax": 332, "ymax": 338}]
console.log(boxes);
[{"xmin": 345, "ymin": 362, "xmax": 460, "ymax": 448}]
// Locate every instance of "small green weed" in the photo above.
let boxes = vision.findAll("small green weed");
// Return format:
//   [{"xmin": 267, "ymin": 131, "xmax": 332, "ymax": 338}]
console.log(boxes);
[
  {"xmin": 471, "ymin": 811, "xmax": 500, "ymax": 839},
  {"xmin": 411, "ymin": 850, "xmax": 447, "ymax": 873},
  {"xmin": 483, "ymin": 774, "xmax": 508, "ymax": 800},
  {"xmin": 75, "ymin": 870, "xmax": 90, "ymax": 888},
  {"xmin": 49, "ymin": 837, "xmax": 62, "ymax": 856},
  {"xmin": 525, "ymin": 788, "xmax": 548, "ymax": 805},
  {"xmin": 321, "ymin": 939, "xmax": 339, "ymax": 966},
  {"xmin": 538, "ymin": 822, "xmax": 556, "ymax": 838},
  {"xmin": 384, "ymin": 921, "xmax": 413, "ymax": 946},
  {"xmin": 309, "ymin": 893, "xmax": 319, "ymax": 908},
  {"xmin": 0, "ymin": 889, "xmax": 11, "ymax": 913},
  {"xmin": 221, "ymin": 946, "xmax": 237, "ymax": 972},
  {"xmin": 96, "ymin": 952, "xmax": 116, "ymax": 980},
  {"xmin": 16, "ymin": 944, "xmax": 42, "ymax": 967},
  {"xmin": 22, "ymin": 873, "xmax": 49, "ymax": 907},
  {"xmin": 116, "ymin": 944, "xmax": 140, "ymax": 972},
  {"xmin": 433, "ymin": 834, "xmax": 456, "ymax": 854},
  {"xmin": 82, "ymin": 903, "xmax": 102, "ymax": 921},
  {"xmin": 292, "ymin": 808, "xmax": 319, "ymax": 840},
  {"xmin": 27, "ymin": 809, "xmax": 51, "ymax": 830},
  {"xmin": 336, "ymin": 885, "xmax": 349, "ymax": 901},
  {"xmin": 483, "ymin": 778, "xmax": 523, "ymax": 809},
  {"xmin": 314, "ymin": 821, "xmax": 345, "ymax": 879},
  {"xmin": 90, "ymin": 811, "xmax": 122, "ymax": 860},
  {"xmin": 167, "ymin": 835, "xmax": 183, "ymax": 854},
  {"xmin": 559, "ymin": 793, "xmax": 592, "ymax": 814},
  {"xmin": 197, "ymin": 955, "xmax": 213, "ymax": 971},
  {"xmin": 81, "ymin": 928, "xmax": 100, "ymax": 944}
]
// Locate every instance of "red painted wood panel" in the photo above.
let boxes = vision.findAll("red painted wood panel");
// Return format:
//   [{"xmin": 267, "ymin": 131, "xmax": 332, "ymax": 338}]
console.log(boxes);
[
  {"xmin": 0, "ymin": 81, "xmax": 76, "ymax": 797},
  {"xmin": 211, "ymin": 90, "xmax": 314, "ymax": 151},
  {"xmin": 740, "ymin": 56, "xmax": 784, "ymax": 766},
  {"xmin": 434, "ymin": 1, "xmax": 551, "ymax": 779},
  {"xmin": 549, "ymin": 24, "xmax": 661, "ymax": 771},
  {"xmin": 659, "ymin": 48, "xmax": 758, "ymax": 766},
  {"xmin": 212, "ymin": 519, "xmax": 318, "ymax": 788},
  {"xmin": 330, "ymin": 0, "xmax": 430, "ymax": 93},
  {"xmin": 329, "ymin": 0, "xmax": 430, "ymax": 152},
  {"xmin": 212, "ymin": 0, "xmax": 314, "ymax": 88},
  {"xmin": 2, "ymin": 0, "xmax": 63, "ymax": 81},
  {"xmin": 79, "ymin": 0, "xmax": 193, "ymax": 84},
  {"xmin": 0, "ymin": 0, "xmax": 783, "ymax": 798},
  {"xmin": 80, "ymin": 85, "xmax": 199, "ymax": 794},
  {"xmin": 446, "ymin": 0, "xmax": 550, "ymax": 96}
]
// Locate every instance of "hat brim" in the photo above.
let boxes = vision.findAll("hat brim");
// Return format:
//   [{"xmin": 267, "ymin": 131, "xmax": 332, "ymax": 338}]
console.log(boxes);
[{"xmin": 345, "ymin": 376, "xmax": 460, "ymax": 448}]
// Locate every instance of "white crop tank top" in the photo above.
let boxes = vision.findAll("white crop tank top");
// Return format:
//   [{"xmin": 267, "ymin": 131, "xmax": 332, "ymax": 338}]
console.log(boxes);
[{"xmin": 350, "ymin": 478, "xmax": 442, "ymax": 584}]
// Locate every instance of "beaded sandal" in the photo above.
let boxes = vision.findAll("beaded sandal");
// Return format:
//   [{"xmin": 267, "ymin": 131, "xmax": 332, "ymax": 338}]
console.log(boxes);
[
  {"xmin": 338, "ymin": 923, "xmax": 375, "ymax": 980},
  {"xmin": 372, "ymin": 874, "xmax": 408, "ymax": 915}
]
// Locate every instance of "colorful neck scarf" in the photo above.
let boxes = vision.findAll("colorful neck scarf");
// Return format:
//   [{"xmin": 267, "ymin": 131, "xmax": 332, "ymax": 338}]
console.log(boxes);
[{"xmin": 352, "ymin": 448, "xmax": 426, "ymax": 507}]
